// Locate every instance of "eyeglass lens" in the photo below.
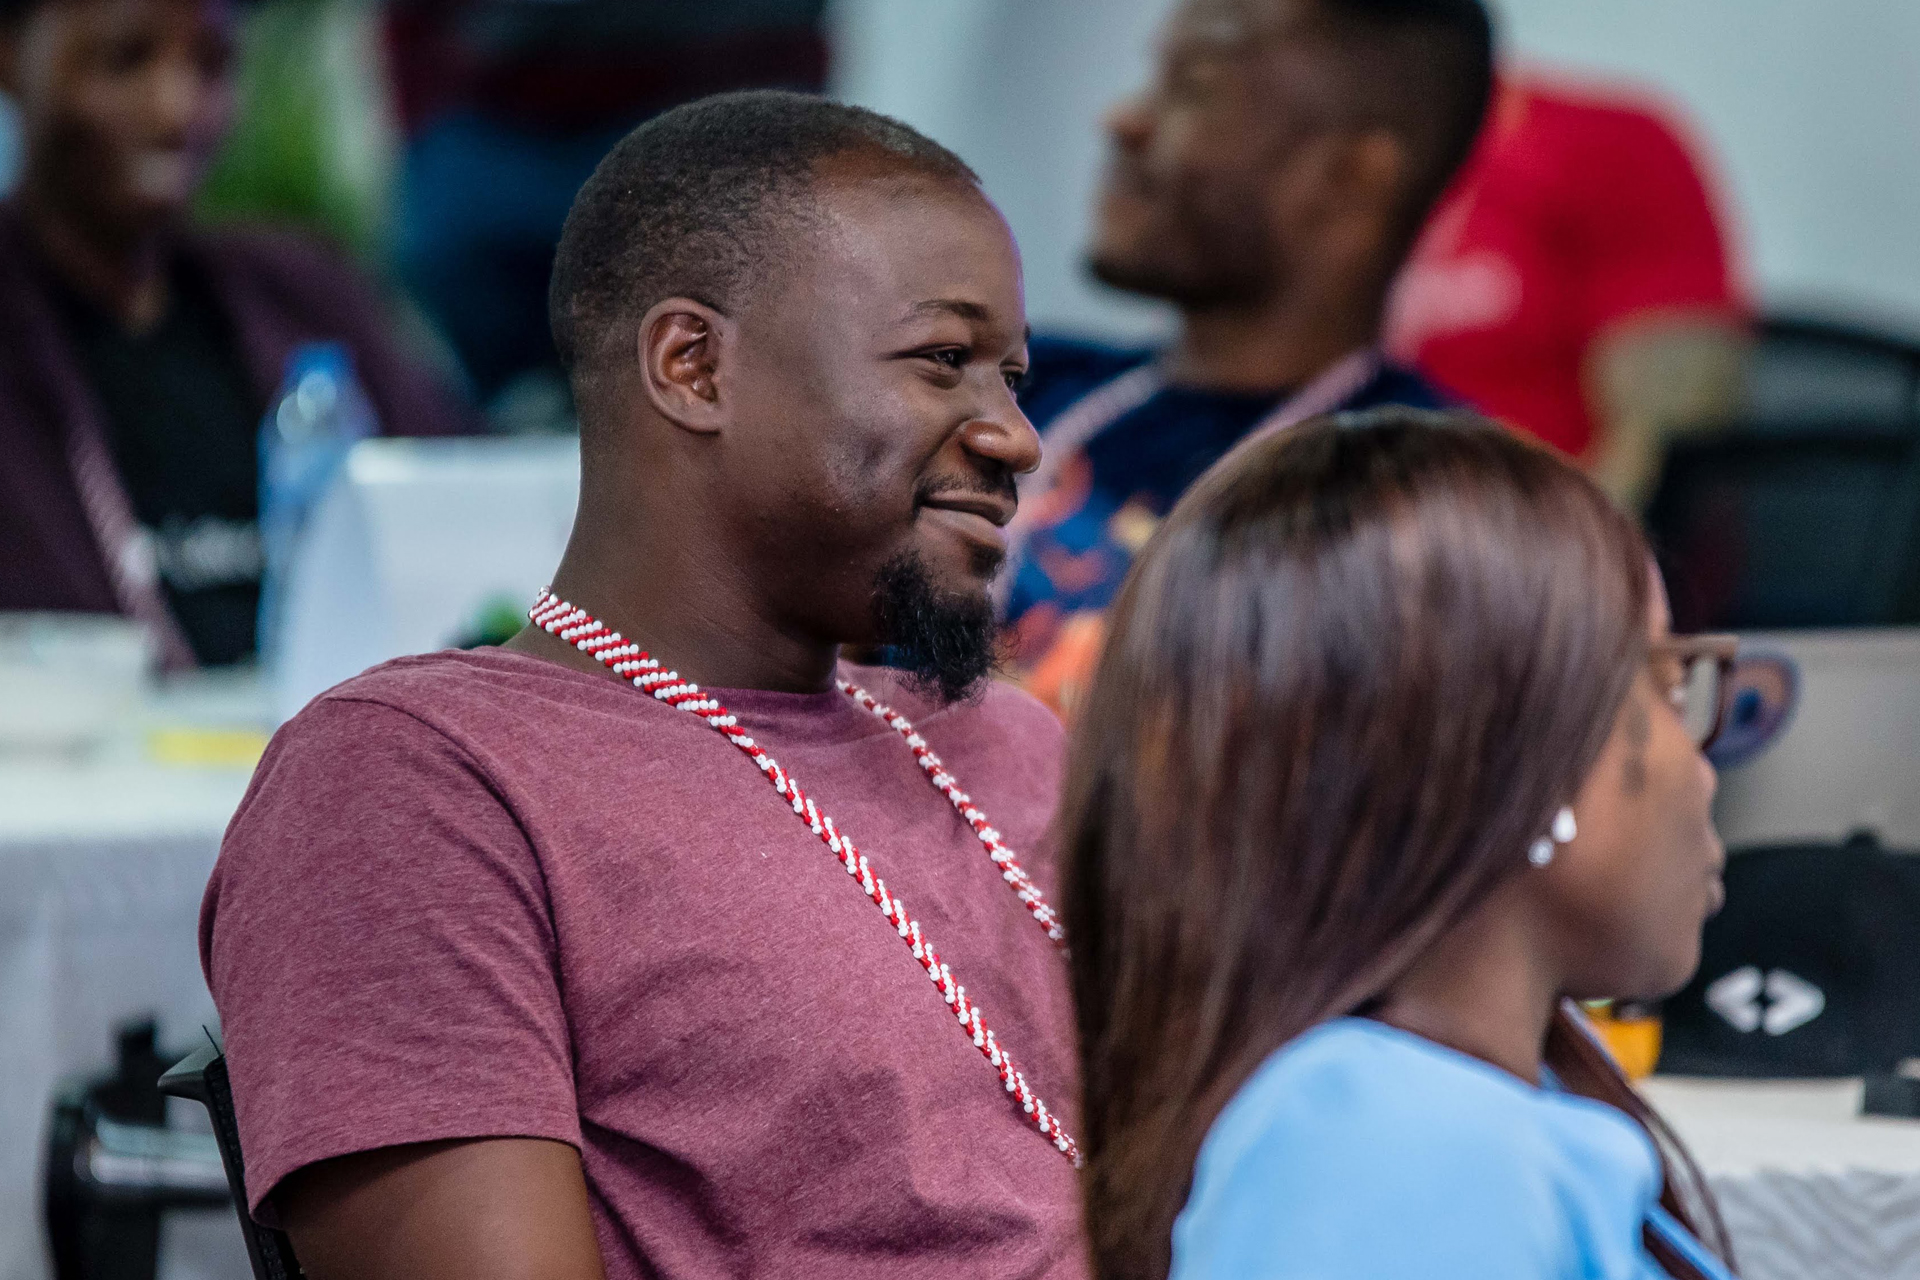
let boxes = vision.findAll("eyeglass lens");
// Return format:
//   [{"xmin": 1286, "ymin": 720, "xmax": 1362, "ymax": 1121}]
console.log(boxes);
[{"xmin": 1677, "ymin": 655, "xmax": 1724, "ymax": 746}]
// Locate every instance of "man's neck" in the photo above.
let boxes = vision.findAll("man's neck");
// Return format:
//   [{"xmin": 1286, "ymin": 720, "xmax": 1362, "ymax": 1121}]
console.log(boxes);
[
  {"xmin": 1162, "ymin": 284, "xmax": 1385, "ymax": 396},
  {"xmin": 19, "ymin": 186, "xmax": 171, "ymax": 332},
  {"xmin": 504, "ymin": 502, "xmax": 843, "ymax": 696}
]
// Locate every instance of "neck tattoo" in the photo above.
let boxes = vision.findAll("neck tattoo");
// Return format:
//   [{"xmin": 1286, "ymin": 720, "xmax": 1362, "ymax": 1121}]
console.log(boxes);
[{"xmin": 529, "ymin": 590, "xmax": 1080, "ymax": 1165}]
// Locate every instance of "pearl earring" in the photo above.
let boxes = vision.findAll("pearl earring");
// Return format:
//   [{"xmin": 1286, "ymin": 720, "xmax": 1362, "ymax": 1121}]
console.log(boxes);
[{"xmin": 1528, "ymin": 806, "xmax": 1578, "ymax": 867}]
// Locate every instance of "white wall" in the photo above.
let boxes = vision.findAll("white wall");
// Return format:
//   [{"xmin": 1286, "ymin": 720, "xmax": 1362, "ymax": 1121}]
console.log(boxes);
[{"xmin": 830, "ymin": 0, "xmax": 1920, "ymax": 339}]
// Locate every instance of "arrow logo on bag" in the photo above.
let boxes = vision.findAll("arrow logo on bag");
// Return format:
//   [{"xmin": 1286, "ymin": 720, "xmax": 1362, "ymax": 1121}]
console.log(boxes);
[{"xmin": 1705, "ymin": 965, "xmax": 1827, "ymax": 1035}]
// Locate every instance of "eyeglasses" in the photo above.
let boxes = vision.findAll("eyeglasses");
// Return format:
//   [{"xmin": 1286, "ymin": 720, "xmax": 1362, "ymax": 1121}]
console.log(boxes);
[{"xmin": 1648, "ymin": 634, "xmax": 1739, "ymax": 749}]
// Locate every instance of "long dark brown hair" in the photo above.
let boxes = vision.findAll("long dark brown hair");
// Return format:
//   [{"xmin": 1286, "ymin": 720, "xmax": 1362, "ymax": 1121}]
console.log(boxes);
[{"xmin": 1061, "ymin": 410, "xmax": 1732, "ymax": 1280}]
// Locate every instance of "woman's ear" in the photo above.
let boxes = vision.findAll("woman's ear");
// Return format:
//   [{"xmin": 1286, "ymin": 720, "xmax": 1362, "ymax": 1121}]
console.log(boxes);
[{"xmin": 637, "ymin": 299, "xmax": 732, "ymax": 436}]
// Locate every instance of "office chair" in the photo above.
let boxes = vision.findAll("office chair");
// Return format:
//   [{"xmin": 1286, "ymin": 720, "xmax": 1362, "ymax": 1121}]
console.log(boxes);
[
  {"xmin": 159, "ymin": 1043, "xmax": 304, "ymax": 1280},
  {"xmin": 1647, "ymin": 425, "xmax": 1920, "ymax": 631},
  {"xmin": 1747, "ymin": 315, "xmax": 1920, "ymax": 427},
  {"xmin": 43, "ymin": 1021, "xmax": 230, "ymax": 1280}
]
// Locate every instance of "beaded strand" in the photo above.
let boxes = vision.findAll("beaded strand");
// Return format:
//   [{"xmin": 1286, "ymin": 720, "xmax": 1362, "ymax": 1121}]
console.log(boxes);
[{"xmin": 530, "ymin": 590, "xmax": 1080, "ymax": 1165}]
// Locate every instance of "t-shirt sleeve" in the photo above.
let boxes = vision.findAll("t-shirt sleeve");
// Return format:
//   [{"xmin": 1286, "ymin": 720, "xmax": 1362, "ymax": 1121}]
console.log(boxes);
[
  {"xmin": 1567, "ymin": 104, "xmax": 1745, "ymax": 339},
  {"xmin": 200, "ymin": 694, "xmax": 578, "ymax": 1220}
]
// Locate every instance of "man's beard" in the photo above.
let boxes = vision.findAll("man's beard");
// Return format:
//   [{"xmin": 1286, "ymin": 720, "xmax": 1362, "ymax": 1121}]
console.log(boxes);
[
  {"xmin": 869, "ymin": 550, "xmax": 1002, "ymax": 705},
  {"xmin": 1088, "ymin": 243, "xmax": 1273, "ymax": 310},
  {"xmin": 1086, "ymin": 182, "xmax": 1278, "ymax": 309}
]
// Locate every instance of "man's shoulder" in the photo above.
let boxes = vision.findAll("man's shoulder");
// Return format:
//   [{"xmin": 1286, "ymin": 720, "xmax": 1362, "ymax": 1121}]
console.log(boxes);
[
  {"xmin": 235, "ymin": 647, "xmax": 712, "ymax": 840},
  {"xmin": 1518, "ymin": 75, "xmax": 1692, "ymax": 147},
  {"xmin": 1350, "ymin": 361, "xmax": 1457, "ymax": 414},
  {"xmin": 304, "ymin": 646, "xmax": 545, "ymax": 713},
  {"xmin": 1022, "ymin": 334, "xmax": 1160, "ymax": 429},
  {"xmin": 281, "ymin": 646, "xmax": 656, "ymax": 757}
]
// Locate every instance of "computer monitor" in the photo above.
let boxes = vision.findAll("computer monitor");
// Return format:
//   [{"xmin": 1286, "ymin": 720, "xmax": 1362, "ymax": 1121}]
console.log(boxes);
[{"xmin": 272, "ymin": 436, "xmax": 579, "ymax": 722}]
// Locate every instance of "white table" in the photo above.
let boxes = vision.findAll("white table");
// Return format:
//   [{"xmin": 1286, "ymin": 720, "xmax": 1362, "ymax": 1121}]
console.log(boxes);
[
  {"xmin": 1644, "ymin": 1076, "xmax": 1920, "ymax": 1279},
  {"xmin": 1, "ymin": 673, "xmax": 262, "ymax": 1280}
]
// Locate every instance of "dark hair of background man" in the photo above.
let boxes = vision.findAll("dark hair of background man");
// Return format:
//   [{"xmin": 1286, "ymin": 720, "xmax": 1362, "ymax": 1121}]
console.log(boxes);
[{"xmin": 1301, "ymin": 0, "xmax": 1493, "ymax": 251}]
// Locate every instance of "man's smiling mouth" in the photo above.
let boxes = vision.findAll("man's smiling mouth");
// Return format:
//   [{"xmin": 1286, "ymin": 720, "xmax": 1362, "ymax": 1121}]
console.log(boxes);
[{"xmin": 917, "ymin": 491, "xmax": 1015, "ymax": 554}]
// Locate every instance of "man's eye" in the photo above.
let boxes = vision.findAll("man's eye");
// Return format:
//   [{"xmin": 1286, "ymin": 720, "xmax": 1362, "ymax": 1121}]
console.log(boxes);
[
  {"xmin": 924, "ymin": 348, "xmax": 967, "ymax": 372},
  {"xmin": 1004, "ymin": 367, "xmax": 1030, "ymax": 393},
  {"xmin": 1166, "ymin": 55, "xmax": 1226, "ymax": 99}
]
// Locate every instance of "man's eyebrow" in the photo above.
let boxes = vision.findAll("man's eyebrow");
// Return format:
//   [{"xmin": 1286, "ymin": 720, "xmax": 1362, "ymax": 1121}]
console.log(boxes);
[
  {"xmin": 905, "ymin": 298, "xmax": 993, "ymax": 324},
  {"xmin": 902, "ymin": 300, "xmax": 1031, "ymax": 347}
]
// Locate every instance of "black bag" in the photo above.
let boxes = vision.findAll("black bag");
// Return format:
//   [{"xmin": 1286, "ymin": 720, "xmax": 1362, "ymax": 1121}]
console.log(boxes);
[{"xmin": 1658, "ymin": 834, "xmax": 1920, "ymax": 1077}]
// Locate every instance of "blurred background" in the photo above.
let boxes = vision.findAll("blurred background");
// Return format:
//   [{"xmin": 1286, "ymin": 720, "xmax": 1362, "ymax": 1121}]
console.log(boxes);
[
  {"xmin": 2, "ymin": 2, "xmax": 1918, "ymax": 1279},
  {"xmin": 838, "ymin": 0, "xmax": 1920, "ymax": 342}
]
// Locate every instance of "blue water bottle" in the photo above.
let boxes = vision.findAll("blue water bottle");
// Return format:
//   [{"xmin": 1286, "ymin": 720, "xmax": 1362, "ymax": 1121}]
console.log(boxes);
[{"xmin": 256, "ymin": 342, "xmax": 378, "ymax": 664}]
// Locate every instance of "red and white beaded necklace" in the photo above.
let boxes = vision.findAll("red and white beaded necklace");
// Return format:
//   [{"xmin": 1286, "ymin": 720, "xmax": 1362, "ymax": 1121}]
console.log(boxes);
[{"xmin": 529, "ymin": 589, "xmax": 1080, "ymax": 1165}]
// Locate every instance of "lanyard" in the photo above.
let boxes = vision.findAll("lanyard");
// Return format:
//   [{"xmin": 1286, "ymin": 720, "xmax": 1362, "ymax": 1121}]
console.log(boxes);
[{"xmin": 1003, "ymin": 348, "xmax": 1381, "ymax": 594}]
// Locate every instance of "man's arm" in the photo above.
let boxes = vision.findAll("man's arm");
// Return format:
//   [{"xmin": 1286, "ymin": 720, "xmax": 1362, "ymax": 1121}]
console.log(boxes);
[
  {"xmin": 280, "ymin": 1137, "xmax": 606, "ymax": 1280},
  {"xmin": 1585, "ymin": 314, "xmax": 1749, "ymax": 512},
  {"xmin": 203, "ymin": 695, "xmax": 598, "ymax": 1280}
]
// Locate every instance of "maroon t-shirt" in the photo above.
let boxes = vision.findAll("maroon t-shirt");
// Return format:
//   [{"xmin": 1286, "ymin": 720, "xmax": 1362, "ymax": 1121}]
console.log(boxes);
[{"xmin": 200, "ymin": 647, "xmax": 1086, "ymax": 1279}]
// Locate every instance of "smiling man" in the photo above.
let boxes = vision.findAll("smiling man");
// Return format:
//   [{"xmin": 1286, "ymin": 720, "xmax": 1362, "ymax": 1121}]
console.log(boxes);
[{"xmin": 200, "ymin": 92, "xmax": 1085, "ymax": 1280}]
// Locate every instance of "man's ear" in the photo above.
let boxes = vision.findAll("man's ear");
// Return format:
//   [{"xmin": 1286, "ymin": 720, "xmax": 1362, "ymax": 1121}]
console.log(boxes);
[
  {"xmin": 637, "ymin": 298, "xmax": 733, "ymax": 435},
  {"xmin": 1341, "ymin": 128, "xmax": 1410, "ymax": 222},
  {"xmin": 1270, "ymin": 127, "xmax": 1409, "ymax": 239}
]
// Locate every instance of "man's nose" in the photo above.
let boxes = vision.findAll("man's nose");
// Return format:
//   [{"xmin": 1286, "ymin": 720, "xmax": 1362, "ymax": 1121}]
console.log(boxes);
[
  {"xmin": 146, "ymin": 57, "xmax": 205, "ymax": 141},
  {"xmin": 1102, "ymin": 93, "xmax": 1154, "ymax": 152},
  {"xmin": 960, "ymin": 400, "xmax": 1043, "ymax": 478}
]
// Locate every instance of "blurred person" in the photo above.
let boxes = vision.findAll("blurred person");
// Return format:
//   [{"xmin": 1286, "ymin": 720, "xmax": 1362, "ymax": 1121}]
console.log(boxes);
[
  {"xmin": 201, "ymin": 93, "xmax": 1088, "ymax": 1280},
  {"xmin": 1063, "ymin": 410, "xmax": 1738, "ymax": 1280},
  {"xmin": 1388, "ymin": 74, "xmax": 1749, "ymax": 509},
  {"xmin": 0, "ymin": 0, "xmax": 480, "ymax": 668},
  {"xmin": 385, "ymin": 0, "xmax": 829, "ymax": 404},
  {"xmin": 1006, "ymin": 0, "xmax": 1492, "ymax": 713}
]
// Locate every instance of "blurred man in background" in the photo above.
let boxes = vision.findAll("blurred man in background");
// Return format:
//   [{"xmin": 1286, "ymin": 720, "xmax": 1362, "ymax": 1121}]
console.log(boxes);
[
  {"xmin": 0, "ymin": 0, "xmax": 478, "ymax": 669},
  {"xmin": 1006, "ymin": 0, "xmax": 1492, "ymax": 713},
  {"xmin": 1387, "ymin": 73, "xmax": 1749, "ymax": 509}
]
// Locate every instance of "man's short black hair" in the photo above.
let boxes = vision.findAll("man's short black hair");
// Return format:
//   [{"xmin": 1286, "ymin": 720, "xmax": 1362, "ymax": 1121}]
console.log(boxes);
[
  {"xmin": 549, "ymin": 90, "xmax": 978, "ymax": 390},
  {"xmin": 1310, "ymin": 0, "xmax": 1494, "ymax": 237}
]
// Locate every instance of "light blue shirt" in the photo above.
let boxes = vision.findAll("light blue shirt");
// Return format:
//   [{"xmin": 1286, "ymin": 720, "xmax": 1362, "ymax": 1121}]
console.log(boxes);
[{"xmin": 1171, "ymin": 1018, "xmax": 1736, "ymax": 1280}]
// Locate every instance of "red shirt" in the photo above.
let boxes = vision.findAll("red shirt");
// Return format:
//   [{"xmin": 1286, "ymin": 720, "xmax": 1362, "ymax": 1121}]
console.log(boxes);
[
  {"xmin": 1387, "ymin": 76, "xmax": 1745, "ymax": 459},
  {"xmin": 201, "ymin": 648, "xmax": 1085, "ymax": 1279}
]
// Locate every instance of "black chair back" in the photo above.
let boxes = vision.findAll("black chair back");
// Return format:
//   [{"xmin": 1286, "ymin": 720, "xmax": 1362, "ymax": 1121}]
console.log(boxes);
[
  {"xmin": 1747, "ymin": 315, "xmax": 1920, "ymax": 425},
  {"xmin": 43, "ymin": 1021, "xmax": 229, "ymax": 1280},
  {"xmin": 158, "ymin": 1045, "xmax": 304, "ymax": 1280},
  {"xmin": 1647, "ymin": 425, "xmax": 1920, "ymax": 631}
]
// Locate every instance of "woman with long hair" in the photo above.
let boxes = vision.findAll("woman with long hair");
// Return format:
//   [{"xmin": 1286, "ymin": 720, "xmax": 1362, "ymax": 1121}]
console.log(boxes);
[{"xmin": 1062, "ymin": 409, "xmax": 1740, "ymax": 1280}]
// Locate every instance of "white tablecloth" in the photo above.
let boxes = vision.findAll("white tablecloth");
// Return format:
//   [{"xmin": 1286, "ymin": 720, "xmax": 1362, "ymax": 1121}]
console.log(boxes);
[
  {"xmin": 1, "ymin": 677, "xmax": 260, "ymax": 1280},
  {"xmin": 1644, "ymin": 1076, "xmax": 1920, "ymax": 1279}
]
